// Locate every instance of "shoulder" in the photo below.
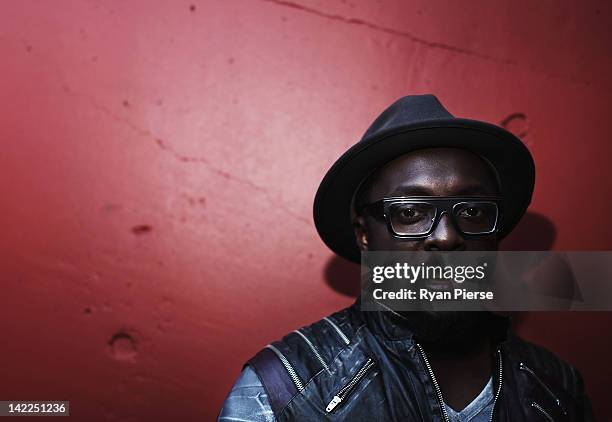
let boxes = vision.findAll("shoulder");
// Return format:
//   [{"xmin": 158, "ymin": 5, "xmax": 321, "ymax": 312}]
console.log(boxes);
[
  {"xmin": 245, "ymin": 305, "xmax": 364, "ymax": 415},
  {"xmin": 218, "ymin": 366, "xmax": 276, "ymax": 422}
]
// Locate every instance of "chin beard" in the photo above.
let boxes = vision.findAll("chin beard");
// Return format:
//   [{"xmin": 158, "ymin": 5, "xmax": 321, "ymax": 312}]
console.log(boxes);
[{"xmin": 397, "ymin": 311, "xmax": 505, "ymax": 354}]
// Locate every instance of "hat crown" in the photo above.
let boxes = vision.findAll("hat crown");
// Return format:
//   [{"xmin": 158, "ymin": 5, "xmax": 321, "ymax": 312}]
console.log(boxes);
[{"xmin": 362, "ymin": 94, "xmax": 454, "ymax": 141}]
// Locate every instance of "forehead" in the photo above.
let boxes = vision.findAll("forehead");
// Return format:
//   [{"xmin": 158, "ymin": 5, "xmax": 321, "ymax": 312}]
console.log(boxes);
[{"xmin": 365, "ymin": 147, "xmax": 499, "ymax": 199}]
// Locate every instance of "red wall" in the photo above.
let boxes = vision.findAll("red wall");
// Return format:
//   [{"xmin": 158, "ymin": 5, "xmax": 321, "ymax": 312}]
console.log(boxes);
[{"xmin": 1, "ymin": 1, "xmax": 610, "ymax": 420}]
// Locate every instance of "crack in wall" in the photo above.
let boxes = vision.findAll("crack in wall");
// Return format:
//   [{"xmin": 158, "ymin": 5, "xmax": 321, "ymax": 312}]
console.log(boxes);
[
  {"xmin": 0, "ymin": 36, "xmax": 303, "ymax": 223},
  {"xmin": 57, "ymin": 84, "xmax": 311, "ymax": 226},
  {"xmin": 260, "ymin": 0, "xmax": 517, "ymax": 65},
  {"xmin": 153, "ymin": 138, "xmax": 311, "ymax": 225}
]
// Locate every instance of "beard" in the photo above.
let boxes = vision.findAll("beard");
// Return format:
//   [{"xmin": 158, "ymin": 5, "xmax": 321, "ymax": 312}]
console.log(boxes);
[{"xmin": 396, "ymin": 310, "xmax": 506, "ymax": 355}]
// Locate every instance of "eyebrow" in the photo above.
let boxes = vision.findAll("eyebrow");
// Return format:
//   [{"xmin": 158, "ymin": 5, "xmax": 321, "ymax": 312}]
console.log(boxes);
[{"xmin": 389, "ymin": 183, "xmax": 496, "ymax": 197}]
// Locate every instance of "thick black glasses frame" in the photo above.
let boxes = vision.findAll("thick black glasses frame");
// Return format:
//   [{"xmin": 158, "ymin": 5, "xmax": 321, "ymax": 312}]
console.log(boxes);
[{"xmin": 361, "ymin": 196, "xmax": 504, "ymax": 239}]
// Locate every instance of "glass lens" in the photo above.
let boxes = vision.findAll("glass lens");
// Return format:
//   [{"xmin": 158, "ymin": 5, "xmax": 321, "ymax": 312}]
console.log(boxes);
[
  {"xmin": 453, "ymin": 202, "xmax": 498, "ymax": 234},
  {"xmin": 388, "ymin": 202, "xmax": 436, "ymax": 235}
]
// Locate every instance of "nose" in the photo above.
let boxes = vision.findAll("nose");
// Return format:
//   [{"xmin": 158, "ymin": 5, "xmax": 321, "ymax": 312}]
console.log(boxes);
[{"xmin": 423, "ymin": 212, "xmax": 465, "ymax": 251}]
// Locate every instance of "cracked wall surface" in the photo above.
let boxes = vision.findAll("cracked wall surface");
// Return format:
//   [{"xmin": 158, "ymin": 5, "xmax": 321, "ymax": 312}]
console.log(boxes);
[{"xmin": 0, "ymin": 0, "xmax": 611, "ymax": 420}]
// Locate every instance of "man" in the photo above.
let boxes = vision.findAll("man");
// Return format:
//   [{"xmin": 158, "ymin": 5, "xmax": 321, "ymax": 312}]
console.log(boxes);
[{"xmin": 218, "ymin": 95, "xmax": 594, "ymax": 421}]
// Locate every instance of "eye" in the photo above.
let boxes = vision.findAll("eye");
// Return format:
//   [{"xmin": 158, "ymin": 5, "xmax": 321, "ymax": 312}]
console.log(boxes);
[
  {"xmin": 394, "ymin": 206, "xmax": 428, "ymax": 223},
  {"xmin": 400, "ymin": 208, "xmax": 417, "ymax": 218},
  {"xmin": 459, "ymin": 206, "xmax": 484, "ymax": 219}
]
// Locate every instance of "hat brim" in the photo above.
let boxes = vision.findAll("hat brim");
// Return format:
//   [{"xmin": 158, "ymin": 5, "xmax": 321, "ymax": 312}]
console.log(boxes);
[{"xmin": 313, "ymin": 118, "xmax": 535, "ymax": 263}]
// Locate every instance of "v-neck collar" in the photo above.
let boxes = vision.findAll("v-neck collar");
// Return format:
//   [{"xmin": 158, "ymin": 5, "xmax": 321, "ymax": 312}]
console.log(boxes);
[{"xmin": 444, "ymin": 376, "xmax": 494, "ymax": 421}]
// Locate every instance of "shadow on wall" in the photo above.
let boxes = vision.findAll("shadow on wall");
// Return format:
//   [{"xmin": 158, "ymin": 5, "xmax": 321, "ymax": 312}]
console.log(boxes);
[
  {"xmin": 499, "ymin": 212, "xmax": 556, "ymax": 251},
  {"xmin": 323, "ymin": 211, "xmax": 558, "ymax": 299}
]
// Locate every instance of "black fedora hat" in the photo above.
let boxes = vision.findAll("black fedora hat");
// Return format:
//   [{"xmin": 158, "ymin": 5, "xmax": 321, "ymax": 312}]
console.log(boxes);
[{"xmin": 313, "ymin": 94, "xmax": 535, "ymax": 263}]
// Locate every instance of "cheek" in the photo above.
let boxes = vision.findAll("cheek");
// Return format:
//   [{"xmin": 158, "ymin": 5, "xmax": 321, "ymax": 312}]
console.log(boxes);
[
  {"xmin": 464, "ymin": 236, "xmax": 498, "ymax": 251},
  {"xmin": 366, "ymin": 219, "xmax": 423, "ymax": 251}
]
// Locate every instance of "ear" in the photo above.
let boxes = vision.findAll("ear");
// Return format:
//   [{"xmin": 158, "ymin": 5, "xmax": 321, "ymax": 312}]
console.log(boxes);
[{"xmin": 353, "ymin": 215, "xmax": 369, "ymax": 251}]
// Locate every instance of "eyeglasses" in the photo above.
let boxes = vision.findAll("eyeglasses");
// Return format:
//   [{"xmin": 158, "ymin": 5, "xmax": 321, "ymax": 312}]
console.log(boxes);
[{"xmin": 361, "ymin": 196, "xmax": 503, "ymax": 238}]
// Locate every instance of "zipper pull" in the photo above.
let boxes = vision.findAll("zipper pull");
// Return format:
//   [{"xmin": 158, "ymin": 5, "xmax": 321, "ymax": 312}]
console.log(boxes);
[{"xmin": 326, "ymin": 395, "xmax": 342, "ymax": 412}]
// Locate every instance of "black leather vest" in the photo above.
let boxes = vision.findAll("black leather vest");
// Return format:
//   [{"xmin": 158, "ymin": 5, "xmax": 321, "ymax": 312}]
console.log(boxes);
[{"xmin": 247, "ymin": 301, "xmax": 593, "ymax": 421}]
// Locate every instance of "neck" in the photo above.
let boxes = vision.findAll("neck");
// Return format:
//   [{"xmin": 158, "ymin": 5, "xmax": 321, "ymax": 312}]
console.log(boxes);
[{"xmin": 424, "ymin": 335, "xmax": 495, "ymax": 411}]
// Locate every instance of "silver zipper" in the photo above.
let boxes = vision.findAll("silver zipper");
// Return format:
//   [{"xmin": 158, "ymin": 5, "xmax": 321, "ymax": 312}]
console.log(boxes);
[
  {"xmin": 323, "ymin": 317, "xmax": 350, "ymax": 345},
  {"xmin": 519, "ymin": 362, "xmax": 566, "ymax": 415},
  {"xmin": 489, "ymin": 348, "xmax": 503, "ymax": 422},
  {"xmin": 325, "ymin": 358, "xmax": 375, "ymax": 412},
  {"xmin": 416, "ymin": 344, "xmax": 450, "ymax": 422},
  {"xmin": 531, "ymin": 401, "xmax": 555, "ymax": 422},
  {"xmin": 416, "ymin": 344, "xmax": 503, "ymax": 422},
  {"xmin": 265, "ymin": 344, "xmax": 304, "ymax": 392},
  {"xmin": 293, "ymin": 329, "xmax": 329, "ymax": 372}
]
